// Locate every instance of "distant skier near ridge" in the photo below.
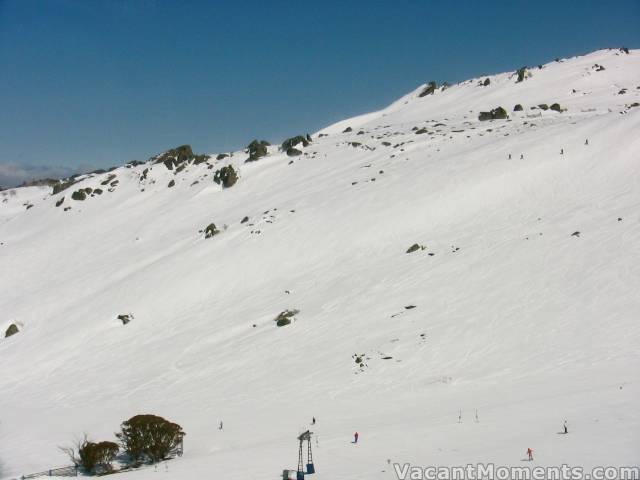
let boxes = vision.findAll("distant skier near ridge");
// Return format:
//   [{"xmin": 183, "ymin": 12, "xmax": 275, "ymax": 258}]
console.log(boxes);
[
  {"xmin": 563, "ymin": 420, "xmax": 568, "ymax": 434},
  {"xmin": 354, "ymin": 432, "xmax": 359, "ymax": 444},
  {"xmin": 312, "ymin": 416, "xmax": 316, "ymax": 425},
  {"xmin": 527, "ymin": 448, "xmax": 533, "ymax": 461},
  {"xmin": 585, "ymin": 139, "xmax": 589, "ymax": 145},
  {"xmin": 219, "ymin": 421, "xmax": 223, "ymax": 430}
]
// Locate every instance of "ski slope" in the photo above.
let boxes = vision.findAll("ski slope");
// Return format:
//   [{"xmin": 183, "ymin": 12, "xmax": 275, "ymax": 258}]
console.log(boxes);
[{"xmin": 1, "ymin": 48, "xmax": 639, "ymax": 479}]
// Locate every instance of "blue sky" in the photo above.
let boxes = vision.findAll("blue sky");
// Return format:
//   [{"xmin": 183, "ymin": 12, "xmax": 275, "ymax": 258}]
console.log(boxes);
[{"xmin": 1, "ymin": 0, "xmax": 639, "ymax": 186}]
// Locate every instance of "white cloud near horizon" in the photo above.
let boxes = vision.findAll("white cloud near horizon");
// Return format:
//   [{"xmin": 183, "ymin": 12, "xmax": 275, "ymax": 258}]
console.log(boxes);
[{"xmin": 0, "ymin": 162, "xmax": 80, "ymax": 189}]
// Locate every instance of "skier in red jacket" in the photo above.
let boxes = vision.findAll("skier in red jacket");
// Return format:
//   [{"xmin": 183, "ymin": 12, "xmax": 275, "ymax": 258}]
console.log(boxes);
[{"xmin": 527, "ymin": 448, "xmax": 533, "ymax": 461}]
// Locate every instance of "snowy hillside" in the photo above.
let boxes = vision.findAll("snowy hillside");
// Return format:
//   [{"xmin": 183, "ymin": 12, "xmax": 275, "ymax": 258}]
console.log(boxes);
[{"xmin": 1, "ymin": 48, "xmax": 639, "ymax": 480}]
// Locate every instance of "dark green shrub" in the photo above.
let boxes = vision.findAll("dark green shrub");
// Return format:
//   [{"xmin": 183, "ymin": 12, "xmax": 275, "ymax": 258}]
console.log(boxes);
[
  {"xmin": 479, "ymin": 107, "xmax": 508, "ymax": 121},
  {"xmin": 52, "ymin": 180, "xmax": 77, "ymax": 194},
  {"xmin": 513, "ymin": 104, "xmax": 523, "ymax": 111},
  {"xmin": 116, "ymin": 414, "xmax": 185, "ymax": 463},
  {"xmin": 549, "ymin": 103, "xmax": 562, "ymax": 112},
  {"xmin": 286, "ymin": 148, "xmax": 302, "ymax": 156},
  {"xmin": 167, "ymin": 180, "xmax": 175, "ymax": 188},
  {"xmin": 79, "ymin": 440, "xmax": 119, "ymax": 473},
  {"xmin": 275, "ymin": 309, "xmax": 299, "ymax": 327},
  {"xmin": 4, "ymin": 323, "xmax": 19, "ymax": 337},
  {"xmin": 516, "ymin": 66, "xmax": 528, "ymax": 82},
  {"xmin": 71, "ymin": 190, "xmax": 87, "ymax": 201},
  {"xmin": 406, "ymin": 244, "xmax": 423, "ymax": 254},
  {"xmin": 213, "ymin": 165, "xmax": 238, "ymax": 188},
  {"xmin": 281, "ymin": 135, "xmax": 309, "ymax": 151},
  {"xmin": 419, "ymin": 81, "xmax": 437, "ymax": 97},
  {"xmin": 246, "ymin": 140, "xmax": 270, "ymax": 162}
]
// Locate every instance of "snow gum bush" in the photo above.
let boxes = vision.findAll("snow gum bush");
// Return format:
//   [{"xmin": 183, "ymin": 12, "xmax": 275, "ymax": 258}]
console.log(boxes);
[{"xmin": 116, "ymin": 414, "xmax": 185, "ymax": 463}]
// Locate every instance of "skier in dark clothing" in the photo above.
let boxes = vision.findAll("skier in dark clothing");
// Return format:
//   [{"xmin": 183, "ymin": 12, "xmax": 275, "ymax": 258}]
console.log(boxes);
[
  {"xmin": 354, "ymin": 432, "xmax": 359, "ymax": 444},
  {"xmin": 312, "ymin": 417, "xmax": 316, "ymax": 425},
  {"xmin": 563, "ymin": 420, "xmax": 568, "ymax": 434}
]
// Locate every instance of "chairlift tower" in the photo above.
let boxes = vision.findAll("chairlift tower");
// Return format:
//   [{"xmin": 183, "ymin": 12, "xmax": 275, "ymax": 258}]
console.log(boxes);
[{"xmin": 296, "ymin": 430, "xmax": 315, "ymax": 478}]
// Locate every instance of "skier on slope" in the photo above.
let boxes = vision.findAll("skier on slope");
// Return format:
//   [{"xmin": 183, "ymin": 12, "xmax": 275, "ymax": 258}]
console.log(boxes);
[
  {"xmin": 312, "ymin": 416, "xmax": 316, "ymax": 425},
  {"xmin": 354, "ymin": 432, "xmax": 359, "ymax": 444},
  {"xmin": 527, "ymin": 448, "xmax": 533, "ymax": 461},
  {"xmin": 563, "ymin": 420, "xmax": 568, "ymax": 434}
]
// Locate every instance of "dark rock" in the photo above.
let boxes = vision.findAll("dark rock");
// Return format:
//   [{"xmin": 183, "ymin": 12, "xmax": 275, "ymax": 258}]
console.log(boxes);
[
  {"xmin": 213, "ymin": 165, "xmax": 238, "ymax": 188},
  {"xmin": 342, "ymin": 127, "xmax": 352, "ymax": 133},
  {"xmin": 286, "ymin": 148, "xmax": 302, "ymax": 157},
  {"xmin": 381, "ymin": 141, "xmax": 391, "ymax": 146},
  {"xmin": 71, "ymin": 190, "xmax": 87, "ymax": 201},
  {"xmin": 549, "ymin": 103, "xmax": 562, "ymax": 112},
  {"xmin": 404, "ymin": 305, "xmax": 416, "ymax": 310},
  {"xmin": 93, "ymin": 188, "xmax": 103, "ymax": 195},
  {"xmin": 275, "ymin": 309, "xmax": 299, "ymax": 327},
  {"xmin": 482, "ymin": 78, "xmax": 490, "ymax": 86},
  {"xmin": 571, "ymin": 231, "xmax": 580, "ymax": 237},
  {"xmin": 4, "ymin": 323, "xmax": 19, "ymax": 338},
  {"xmin": 241, "ymin": 216, "xmax": 249, "ymax": 224},
  {"xmin": 117, "ymin": 314, "xmax": 132, "ymax": 326},
  {"xmin": 216, "ymin": 153, "xmax": 230, "ymax": 161},
  {"xmin": 205, "ymin": 223, "xmax": 219, "ymax": 238},
  {"xmin": 167, "ymin": 180, "xmax": 175, "ymax": 188},
  {"xmin": 415, "ymin": 128, "xmax": 429, "ymax": 134},
  {"xmin": 513, "ymin": 104, "xmax": 523, "ymax": 111},
  {"xmin": 620, "ymin": 47, "xmax": 629, "ymax": 54},
  {"xmin": 55, "ymin": 197, "xmax": 64, "ymax": 207},
  {"xmin": 419, "ymin": 81, "xmax": 437, "ymax": 97}
]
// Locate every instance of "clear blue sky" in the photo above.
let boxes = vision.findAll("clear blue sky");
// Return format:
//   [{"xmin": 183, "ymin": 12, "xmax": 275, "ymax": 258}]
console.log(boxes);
[{"xmin": 1, "ymin": 0, "xmax": 639, "ymax": 185}]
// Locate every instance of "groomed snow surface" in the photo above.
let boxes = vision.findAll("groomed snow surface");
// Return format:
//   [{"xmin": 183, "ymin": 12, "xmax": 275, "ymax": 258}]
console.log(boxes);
[{"xmin": 1, "ymin": 49, "xmax": 639, "ymax": 479}]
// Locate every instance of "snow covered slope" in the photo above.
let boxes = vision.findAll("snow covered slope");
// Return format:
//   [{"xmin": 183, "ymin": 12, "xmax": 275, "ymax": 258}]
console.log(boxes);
[{"xmin": 1, "ymin": 48, "xmax": 639, "ymax": 480}]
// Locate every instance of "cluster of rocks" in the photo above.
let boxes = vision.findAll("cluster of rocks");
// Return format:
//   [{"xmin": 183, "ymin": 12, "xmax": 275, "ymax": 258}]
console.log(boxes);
[{"xmin": 479, "ymin": 107, "xmax": 508, "ymax": 121}]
